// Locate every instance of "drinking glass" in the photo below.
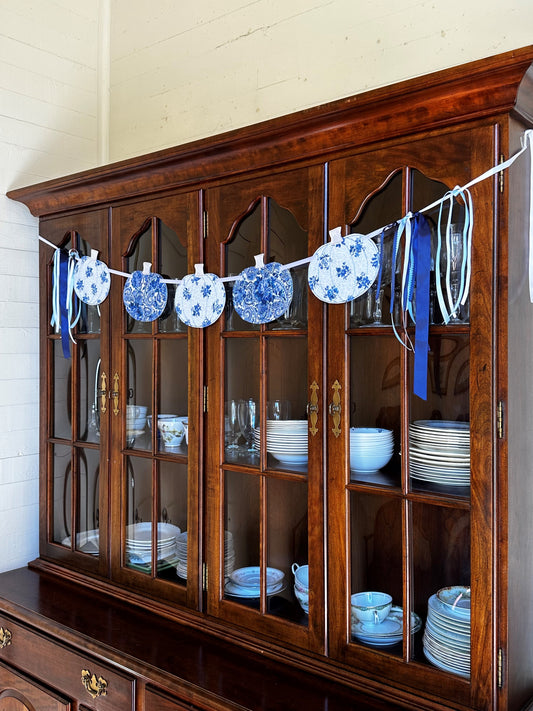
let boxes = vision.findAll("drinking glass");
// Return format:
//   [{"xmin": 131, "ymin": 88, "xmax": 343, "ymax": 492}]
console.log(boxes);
[
  {"xmin": 225, "ymin": 400, "xmax": 240, "ymax": 450},
  {"xmin": 238, "ymin": 398, "xmax": 258, "ymax": 452},
  {"xmin": 267, "ymin": 399, "xmax": 291, "ymax": 420}
]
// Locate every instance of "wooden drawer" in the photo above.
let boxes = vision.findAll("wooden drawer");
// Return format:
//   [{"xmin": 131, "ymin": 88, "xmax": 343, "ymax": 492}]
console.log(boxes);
[{"xmin": 0, "ymin": 616, "xmax": 134, "ymax": 710}]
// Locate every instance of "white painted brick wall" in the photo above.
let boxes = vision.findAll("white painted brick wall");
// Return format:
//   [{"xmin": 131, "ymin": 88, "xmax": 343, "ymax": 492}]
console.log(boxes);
[
  {"xmin": 0, "ymin": 0, "xmax": 99, "ymax": 573},
  {"xmin": 108, "ymin": 0, "xmax": 533, "ymax": 162}
]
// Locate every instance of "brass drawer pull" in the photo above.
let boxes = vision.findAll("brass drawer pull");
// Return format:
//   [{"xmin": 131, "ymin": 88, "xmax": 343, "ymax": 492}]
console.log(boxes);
[
  {"xmin": 0, "ymin": 627, "xmax": 12, "ymax": 648},
  {"xmin": 81, "ymin": 669, "xmax": 108, "ymax": 699},
  {"xmin": 329, "ymin": 380, "xmax": 341, "ymax": 438}
]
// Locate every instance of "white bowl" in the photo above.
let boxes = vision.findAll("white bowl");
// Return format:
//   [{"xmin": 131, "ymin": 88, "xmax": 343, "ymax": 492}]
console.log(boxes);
[{"xmin": 350, "ymin": 449, "xmax": 393, "ymax": 473}]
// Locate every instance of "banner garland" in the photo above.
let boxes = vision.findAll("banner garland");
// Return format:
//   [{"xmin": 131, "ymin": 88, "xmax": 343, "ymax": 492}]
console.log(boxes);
[{"xmin": 41, "ymin": 129, "xmax": 533, "ymax": 398}]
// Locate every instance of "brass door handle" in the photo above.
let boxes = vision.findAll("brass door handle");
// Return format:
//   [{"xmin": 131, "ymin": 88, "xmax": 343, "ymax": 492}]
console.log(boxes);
[
  {"xmin": 0, "ymin": 627, "xmax": 12, "ymax": 648},
  {"xmin": 329, "ymin": 380, "xmax": 341, "ymax": 438},
  {"xmin": 111, "ymin": 372, "xmax": 120, "ymax": 416},
  {"xmin": 308, "ymin": 381, "xmax": 319, "ymax": 436},
  {"xmin": 99, "ymin": 371, "xmax": 107, "ymax": 414},
  {"xmin": 81, "ymin": 669, "xmax": 108, "ymax": 699}
]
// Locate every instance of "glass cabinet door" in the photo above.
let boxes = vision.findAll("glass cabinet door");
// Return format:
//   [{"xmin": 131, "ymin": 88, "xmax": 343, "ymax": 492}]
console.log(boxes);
[
  {"xmin": 205, "ymin": 167, "xmax": 326, "ymax": 652},
  {"xmin": 327, "ymin": 126, "xmax": 495, "ymax": 709},
  {"xmin": 110, "ymin": 193, "xmax": 202, "ymax": 609},
  {"xmin": 39, "ymin": 209, "xmax": 110, "ymax": 574}
]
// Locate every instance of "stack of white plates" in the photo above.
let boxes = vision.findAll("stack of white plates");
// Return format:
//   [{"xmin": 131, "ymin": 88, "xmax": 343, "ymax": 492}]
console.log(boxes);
[
  {"xmin": 349, "ymin": 427, "xmax": 394, "ymax": 474},
  {"xmin": 409, "ymin": 420, "xmax": 470, "ymax": 487},
  {"xmin": 175, "ymin": 531, "xmax": 235, "ymax": 580},
  {"xmin": 125, "ymin": 522, "xmax": 180, "ymax": 566},
  {"xmin": 423, "ymin": 586, "xmax": 470, "ymax": 678},
  {"xmin": 253, "ymin": 420, "xmax": 308, "ymax": 466},
  {"xmin": 352, "ymin": 605, "xmax": 422, "ymax": 647},
  {"xmin": 224, "ymin": 566, "xmax": 286, "ymax": 598}
]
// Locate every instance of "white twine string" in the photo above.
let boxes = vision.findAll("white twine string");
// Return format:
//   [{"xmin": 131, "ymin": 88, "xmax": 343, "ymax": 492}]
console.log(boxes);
[{"xmin": 38, "ymin": 129, "xmax": 533, "ymax": 296}]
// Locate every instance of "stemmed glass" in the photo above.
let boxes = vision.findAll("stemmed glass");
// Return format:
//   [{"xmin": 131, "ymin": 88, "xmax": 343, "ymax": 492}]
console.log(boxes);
[
  {"xmin": 441, "ymin": 224, "xmax": 465, "ymax": 323},
  {"xmin": 238, "ymin": 398, "xmax": 258, "ymax": 453}
]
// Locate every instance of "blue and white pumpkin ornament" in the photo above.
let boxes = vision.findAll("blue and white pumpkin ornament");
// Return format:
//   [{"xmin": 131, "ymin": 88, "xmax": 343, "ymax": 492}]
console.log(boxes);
[
  {"xmin": 308, "ymin": 227, "xmax": 380, "ymax": 304},
  {"xmin": 174, "ymin": 264, "xmax": 226, "ymax": 328},
  {"xmin": 123, "ymin": 262, "xmax": 168, "ymax": 322},
  {"xmin": 233, "ymin": 254, "xmax": 293, "ymax": 324}
]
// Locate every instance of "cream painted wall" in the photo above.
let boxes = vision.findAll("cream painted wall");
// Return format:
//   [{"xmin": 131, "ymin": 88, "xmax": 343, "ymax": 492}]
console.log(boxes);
[
  {"xmin": 0, "ymin": 0, "xmax": 99, "ymax": 572},
  {"xmin": 109, "ymin": 0, "xmax": 533, "ymax": 161}
]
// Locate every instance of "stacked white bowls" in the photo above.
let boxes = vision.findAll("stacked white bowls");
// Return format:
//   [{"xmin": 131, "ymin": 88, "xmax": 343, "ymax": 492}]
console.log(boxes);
[{"xmin": 350, "ymin": 427, "xmax": 394, "ymax": 474}]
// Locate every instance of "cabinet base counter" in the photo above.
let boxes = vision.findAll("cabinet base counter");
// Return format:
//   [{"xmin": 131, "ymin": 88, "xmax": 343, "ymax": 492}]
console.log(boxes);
[{"xmin": 0, "ymin": 567, "xmax": 456, "ymax": 711}]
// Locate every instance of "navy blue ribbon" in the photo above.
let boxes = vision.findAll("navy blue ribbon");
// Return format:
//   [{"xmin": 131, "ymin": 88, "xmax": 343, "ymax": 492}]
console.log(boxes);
[
  {"xmin": 412, "ymin": 213, "xmax": 432, "ymax": 400},
  {"xmin": 58, "ymin": 249, "xmax": 71, "ymax": 358}
]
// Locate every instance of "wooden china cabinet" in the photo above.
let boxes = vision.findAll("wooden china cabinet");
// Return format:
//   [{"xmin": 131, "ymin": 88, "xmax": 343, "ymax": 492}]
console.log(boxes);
[{"xmin": 2, "ymin": 46, "xmax": 533, "ymax": 711}]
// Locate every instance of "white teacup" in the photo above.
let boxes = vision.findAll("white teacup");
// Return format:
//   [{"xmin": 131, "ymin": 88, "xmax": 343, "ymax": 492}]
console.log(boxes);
[
  {"xmin": 147, "ymin": 414, "xmax": 176, "ymax": 430},
  {"xmin": 351, "ymin": 591, "xmax": 392, "ymax": 625},
  {"xmin": 292, "ymin": 563, "xmax": 309, "ymax": 593},
  {"xmin": 158, "ymin": 417, "xmax": 185, "ymax": 447}
]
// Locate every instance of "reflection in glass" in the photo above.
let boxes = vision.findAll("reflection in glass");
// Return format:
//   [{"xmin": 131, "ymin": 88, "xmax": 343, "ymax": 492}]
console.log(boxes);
[
  {"xmin": 225, "ymin": 339, "xmax": 259, "ymax": 462},
  {"xmin": 126, "ymin": 225, "xmax": 152, "ymax": 334},
  {"xmin": 411, "ymin": 502, "xmax": 470, "ymax": 663},
  {"xmin": 53, "ymin": 340, "xmax": 71, "ymax": 440},
  {"xmin": 53, "ymin": 444, "xmax": 72, "ymax": 545},
  {"xmin": 267, "ymin": 337, "xmax": 307, "ymax": 421},
  {"xmin": 126, "ymin": 340, "xmax": 152, "ymax": 451},
  {"xmin": 268, "ymin": 199, "xmax": 308, "ymax": 330},
  {"xmin": 76, "ymin": 448, "xmax": 100, "ymax": 555},
  {"xmin": 159, "ymin": 339, "xmax": 188, "ymax": 453},
  {"xmin": 159, "ymin": 221, "xmax": 187, "ymax": 333},
  {"xmin": 350, "ymin": 492, "xmax": 403, "ymax": 653},
  {"xmin": 267, "ymin": 477, "xmax": 308, "ymax": 623},
  {"xmin": 350, "ymin": 335, "xmax": 401, "ymax": 486},
  {"xmin": 125, "ymin": 456, "xmax": 152, "ymax": 574},
  {"xmin": 225, "ymin": 204, "xmax": 260, "ymax": 333},
  {"xmin": 224, "ymin": 470, "xmax": 260, "ymax": 599},
  {"xmin": 79, "ymin": 340, "xmax": 101, "ymax": 443},
  {"xmin": 350, "ymin": 172, "xmax": 402, "ymax": 328},
  {"xmin": 410, "ymin": 335, "xmax": 469, "ymax": 422},
  {"xmin": 158, "ymin": 461, "xmax": 188, "ymax": 583}
]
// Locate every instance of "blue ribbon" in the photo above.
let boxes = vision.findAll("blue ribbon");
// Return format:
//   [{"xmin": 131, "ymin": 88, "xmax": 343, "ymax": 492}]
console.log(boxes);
[
  {"xmin": 412, "ymin": 213, "xmax": 432, "ymax": 400},
  {"xmin": 58, "ymin": 249, "xmax": 71, "ymax": 358}
]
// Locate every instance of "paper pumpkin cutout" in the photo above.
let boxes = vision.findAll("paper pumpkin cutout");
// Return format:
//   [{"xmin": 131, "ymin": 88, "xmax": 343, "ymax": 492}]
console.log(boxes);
[
  {"xmin": 308, "ymin": 229, "xmax": 379, "ymax": 304},
  {"xmin": 175, "ymin": 264, "xmax": 226, "ymax": 328},
  {"xmin": 73, "ymin": 250, "xmax": 110, "ymax": 306},
  {"xmin": 233, "ymin": 255, "xmax": 293, "ymax": 324},
  {"xmin": 123, "ymin": 262, "xmax": 168, "ymax": 322}
]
